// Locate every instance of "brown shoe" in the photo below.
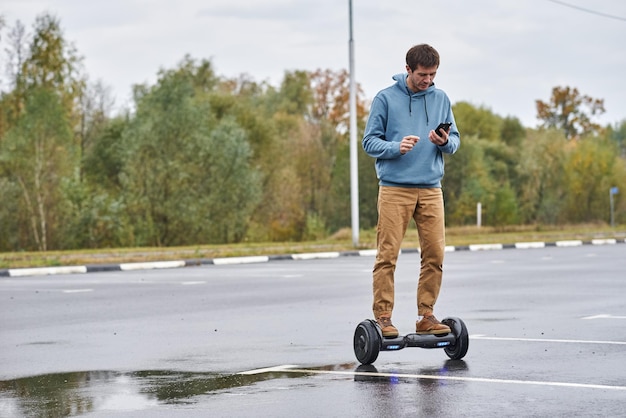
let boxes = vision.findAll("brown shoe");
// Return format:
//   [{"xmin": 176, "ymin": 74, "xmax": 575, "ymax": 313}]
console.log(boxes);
[
  {"xmin": 376, "ymin": 316, "xmax": 399, "ymax": 338},
  {"xmin": 415, "ymin": 314, "xmax": 451, "ymax": 335}
]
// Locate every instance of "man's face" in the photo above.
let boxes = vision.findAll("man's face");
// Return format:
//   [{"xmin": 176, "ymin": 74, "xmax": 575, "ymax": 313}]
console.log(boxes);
[{"xmin": 406, "ymin": 64, "xmax": 438, "ymax": 92}]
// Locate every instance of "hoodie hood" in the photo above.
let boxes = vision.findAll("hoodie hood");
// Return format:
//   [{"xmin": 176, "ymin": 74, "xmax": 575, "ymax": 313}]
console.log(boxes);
[{"xmin": 392, "ymin": 73, "xmax": 434, "ymax": 123}]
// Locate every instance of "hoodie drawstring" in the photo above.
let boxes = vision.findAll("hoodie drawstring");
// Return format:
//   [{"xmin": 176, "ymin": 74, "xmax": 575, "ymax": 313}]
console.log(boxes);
[{"xmin": 408, "ymin": 93, "xmax": 430, "ymax": 124}]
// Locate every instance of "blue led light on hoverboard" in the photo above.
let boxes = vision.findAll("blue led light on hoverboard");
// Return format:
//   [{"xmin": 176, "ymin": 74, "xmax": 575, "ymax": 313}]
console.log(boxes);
[
  {"xmin": 437, "ymin": 342, "xmax": 450, "ymax": 347},
  {"xmin": 386, "ymin": 345, "xmax": 401, "ymax": 350}
]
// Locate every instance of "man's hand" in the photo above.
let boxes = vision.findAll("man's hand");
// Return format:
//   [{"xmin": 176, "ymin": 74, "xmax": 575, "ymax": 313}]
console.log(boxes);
[
  {"xmin": 429, "ymin": 128, "xmax": 449, "ymax": 146},
  {"xmin": 400, "ymin": 135, "xmax": 419, "ymax": 154}
]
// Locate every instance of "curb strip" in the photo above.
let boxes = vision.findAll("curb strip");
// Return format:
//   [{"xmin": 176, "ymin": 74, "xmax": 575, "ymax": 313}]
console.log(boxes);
[{"xmin": 1, "ymin": 239, "xmax": 624, "ymax": 278}]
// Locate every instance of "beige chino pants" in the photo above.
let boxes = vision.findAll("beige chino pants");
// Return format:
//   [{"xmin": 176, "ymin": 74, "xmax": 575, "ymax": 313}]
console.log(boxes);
[{"xmin": 372, "ymin": 186, "xmax": 446, "ymax": 319}]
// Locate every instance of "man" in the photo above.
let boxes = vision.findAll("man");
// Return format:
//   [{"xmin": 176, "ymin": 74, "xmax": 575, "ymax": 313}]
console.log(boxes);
[{"xmin": 362, "ymin": 44, "xmax": 460, "ymax": 338}]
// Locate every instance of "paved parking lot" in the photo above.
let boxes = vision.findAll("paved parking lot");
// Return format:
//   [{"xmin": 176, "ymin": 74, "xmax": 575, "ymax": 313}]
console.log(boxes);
[{"xmin": 1, "ymin": 244, "xmax": 625, "ymax": 416}]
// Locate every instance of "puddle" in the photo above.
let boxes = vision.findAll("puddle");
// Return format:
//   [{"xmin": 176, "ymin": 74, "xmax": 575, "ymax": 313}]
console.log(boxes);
[
  {"xmin": 0, "ymin": 362, "xmax": 466, "ymax": 416},
  {"xmin": 0, "ymin": 368, "xmax": 311, "ymax": 416}
]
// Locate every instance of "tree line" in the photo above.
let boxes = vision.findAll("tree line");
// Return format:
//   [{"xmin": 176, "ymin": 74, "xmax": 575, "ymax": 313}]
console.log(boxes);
[{"xmin": 0, "ymin": 13, "xmax": 624, "ymax": 252}]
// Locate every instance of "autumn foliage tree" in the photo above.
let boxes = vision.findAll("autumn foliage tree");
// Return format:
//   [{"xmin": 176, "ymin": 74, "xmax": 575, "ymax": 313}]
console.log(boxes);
[{"xmin": 536, "ymin": 86, "xmax": 605, "ymax": 139}]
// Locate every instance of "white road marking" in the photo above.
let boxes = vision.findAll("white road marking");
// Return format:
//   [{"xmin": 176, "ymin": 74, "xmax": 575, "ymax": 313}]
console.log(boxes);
[
  {"xmin": 470, "ymin": 334, "xmax": 626, "ymax": 345},
  {"xmin": 238, "ymin": 365, "xmax": 301, "ymax": 375},
  {"xmin": 9, "ymin": 266, "xmax": 88, "ymax": 276},
  {"xmin": 581, "ymin": 314, "xmax": 626, "ymax": 320},
  {"xmin": 238, "ymin": 364, "xmax": 626, "ymax": 391},
  {"xmin": 591, "ymin": 238, "xmax": 617, "ymax": 245},
  {"xmin": 556, "ymin": 240, "xmax": 583, "ymax": 247},
  {"xmin": 181, "ymin": 281, "xmax": 206, "ymax": 285},
  {"xmin": 469, "ymin": 243, "xmax": 503, "ymax": 251},
  {"xmin": 213, "ymin": 256, "xmax": 269, "ymax": 265},
  {"xmin": 62, "ymin": 289, "xmax": 93, "ymax": 293},
  {"xmin": 120, "ymin": 260, "xmax": 186, "ymax": 271},
  {"xmin": 515, "ymin": 242, "xmax": 546, "ymax": 249},
  {"xmin": 291, "ymin": 252, "xmax": 340, "ymax": 260}
]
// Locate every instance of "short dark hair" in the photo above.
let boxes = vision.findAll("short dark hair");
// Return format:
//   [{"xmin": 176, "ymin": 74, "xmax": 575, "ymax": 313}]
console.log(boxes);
[{"xmin": 406, "ymin": 44, "xmax": 440, "ymax": 71}]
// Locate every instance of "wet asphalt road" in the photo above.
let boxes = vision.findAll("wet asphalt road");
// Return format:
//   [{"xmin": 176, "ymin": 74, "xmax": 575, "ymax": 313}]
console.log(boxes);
[{"xmin": 1, "ymin": 244, "xmax": 625, "ymax": 417}]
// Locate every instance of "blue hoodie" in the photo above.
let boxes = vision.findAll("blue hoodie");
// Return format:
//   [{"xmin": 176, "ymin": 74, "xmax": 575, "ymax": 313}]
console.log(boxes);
[{"xmin": 362, "ymin": 73, "xmax": 460, "ymax": 188}]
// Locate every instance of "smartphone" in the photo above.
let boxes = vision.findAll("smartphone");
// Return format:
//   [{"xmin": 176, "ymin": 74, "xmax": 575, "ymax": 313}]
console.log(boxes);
[{"xmin": 434, "ymin": 122, "xmax": 451, "ymax": 137}]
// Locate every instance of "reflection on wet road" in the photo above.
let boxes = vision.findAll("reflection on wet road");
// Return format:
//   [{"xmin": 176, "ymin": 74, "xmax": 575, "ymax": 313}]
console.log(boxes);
[
  {"xmin": 0, "ymin": 367, "xmax": 317, "ymax": 416},
  {"xmin": 0, "ymin": 361, "xmax": 472, "ymax": 416}
]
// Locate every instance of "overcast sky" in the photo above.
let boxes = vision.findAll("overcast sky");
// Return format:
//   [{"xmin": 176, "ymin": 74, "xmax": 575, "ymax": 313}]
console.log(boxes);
[{"xmin": 2, "ymin": 0, "xmax": 625, "ymax": 127}]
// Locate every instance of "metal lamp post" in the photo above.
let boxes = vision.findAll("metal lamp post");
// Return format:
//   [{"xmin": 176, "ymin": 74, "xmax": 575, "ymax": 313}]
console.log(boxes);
[{"xmin": 349, "ymin": 0, "xmax": 359, "ymax": 246}]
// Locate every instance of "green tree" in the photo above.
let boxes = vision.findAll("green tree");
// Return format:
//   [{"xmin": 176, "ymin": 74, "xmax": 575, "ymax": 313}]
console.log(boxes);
[
  {"xmin": 452, "ymin": 101, "xmax": 502, "ymax": 142},
  {"xmin": 75, "ymin": 80, "xmax": 114, "ymax": 181},
  {"xmin": 20, "ymin": 14, "xmax": 84, "ymax": 110},
  {"xmin": 0, "ymin": 177, "xmax": 21, "ymax": 250},
  {"xmin": 516, "ymin": 129, "xmax": 569, "ymax": 224},
  {"xmin": 275, "ymin": 70, "xmax": 312, "ymax": 115},
  {"xmin": 0, "ymin": 88, "xmax": 74, "ymax": 250},
  {"xmin": 0, "ymin": 14, "xmax": 87, "ymax": 250},
  {"xmin": 490, "ymin": 184, "xmax": 519, "ymax": 226},
  {"xmin": 83, "ymin": 116, "xmax": 127, "ymax": 191},
  {"xmin": 444, "ymin": 135, "xmax": 496, "ymax": 225},
  {"xmin": 563, "ymin": 138, "xmax": 622, "ymax": 223},
  {"xmin": 500, "ymin": 116, "xmax": 525, "ymax": 148},
  {"xmin": 308, "ymin": 69, "xmax": 369, "ymax": 235},
  {"xmin": 65, "ymin": 116, "xmax": 129, "ymax": 249},
  {"xmin": 444, "ymin": 103, "xmax": 521, "ymax": 227},
  {"xmin": 0, "ymin": 19, "xmax": 28, "ymax": 136},
  {"xmin": 213, "ymin": 74, "xmax": 293, "ymax": 241},
  {"xmin": 1, "ymin": 13, "xmax": 85, "ymax": 139},
  {"xmin": 357, "ymin": 144, "xmax": 380, "ymax": 230},
  {"xmin": 120, "ymin": 63, "xmax": 260, "ymax": 246},
  {"xmin": 606, "ymin": 120, "xmax": 626, "ymax": 157}
]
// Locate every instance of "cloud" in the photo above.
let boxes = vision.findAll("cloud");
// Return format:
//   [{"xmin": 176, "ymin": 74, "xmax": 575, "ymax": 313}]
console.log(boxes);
[{"xmin": 2, "ymin": 0, "xmax": 625, "ymax": 126}]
